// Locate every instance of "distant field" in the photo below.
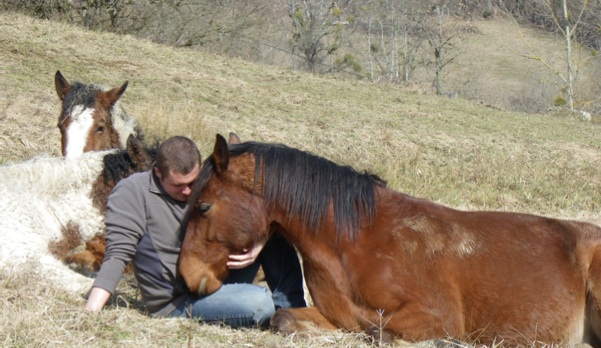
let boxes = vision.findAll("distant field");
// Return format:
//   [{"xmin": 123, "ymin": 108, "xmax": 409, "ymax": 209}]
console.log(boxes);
[{"xmin": 2, "ymin": 11, "xmax": 601, "ymax": 347}]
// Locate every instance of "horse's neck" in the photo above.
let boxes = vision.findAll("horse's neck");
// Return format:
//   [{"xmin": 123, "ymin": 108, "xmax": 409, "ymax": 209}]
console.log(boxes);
[
  {"xmin": 270, "ymin": 209, "xmax": 344, "ymax": 261},
  {"xmin": 273, "ymin": 186, "xmax": 406, "ymax": 255},
  {"xmin": 271, "ymin": 211, "xmax": 358, "ymax": 316}
]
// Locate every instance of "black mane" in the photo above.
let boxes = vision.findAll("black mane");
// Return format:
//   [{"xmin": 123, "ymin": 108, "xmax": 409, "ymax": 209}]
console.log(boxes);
[
  {"xmin": 91, "ymin": 143, "xmax": 157, "ymax": 213},
  {"xmin": 192, "ymin": 141, "xmax": 386, "ymax": 241},
  {"xmin": 100, "ymin": 145, "xmax": 158, "ymax": 184}
]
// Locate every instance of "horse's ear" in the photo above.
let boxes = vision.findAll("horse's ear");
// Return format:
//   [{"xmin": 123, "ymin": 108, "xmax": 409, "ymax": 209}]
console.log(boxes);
[
  {"xmin": 228, "ymin": 132, "xmax": 241, "ymax": 145},
  {"xmin": 213, "ymin": 134, "xmax": 230, "ymax": 175},
  {"xmin": 55, "ymin": 70, "xmax": 71, "ymax": 101},
  {"xmin": 125, "ymin": 134, "xmax": 143, "ymax": 155},
  {"xmin": 126, "ymin": 134, "xmax": 153, "ymax": 170},
  {"xmin": 102, "ymin": 81, "xmax": 129, "ymax": 107}
]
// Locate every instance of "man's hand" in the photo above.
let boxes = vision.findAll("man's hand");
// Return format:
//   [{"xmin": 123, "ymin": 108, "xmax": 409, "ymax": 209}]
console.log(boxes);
[{"xmin": 227, "ymin": 238, "xmax": 268, "ymax": 269}]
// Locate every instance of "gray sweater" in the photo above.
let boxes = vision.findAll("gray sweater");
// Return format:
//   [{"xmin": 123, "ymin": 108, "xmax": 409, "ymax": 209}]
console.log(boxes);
[{"xmin": 92, "ymin": 169, "xmax": 188, "ymax": 317}]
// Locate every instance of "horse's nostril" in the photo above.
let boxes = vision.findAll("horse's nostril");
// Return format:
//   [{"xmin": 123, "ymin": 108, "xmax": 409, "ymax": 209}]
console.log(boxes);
[{"xmin": 198, "ymin": 275, "xmax": 207, "ymax": 295}]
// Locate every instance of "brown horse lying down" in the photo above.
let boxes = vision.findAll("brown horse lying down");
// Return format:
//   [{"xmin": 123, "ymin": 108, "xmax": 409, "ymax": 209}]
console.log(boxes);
[{"xmin": 179, "ymin": 134, "xmax": 601, "ymax": 347}]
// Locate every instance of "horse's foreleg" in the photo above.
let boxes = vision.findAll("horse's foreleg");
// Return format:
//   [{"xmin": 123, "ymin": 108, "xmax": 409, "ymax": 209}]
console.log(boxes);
[
  {"xmin": 270, "ymin": 307, "xmax": 337, "ymax": 334},
  {"xmin": 271, "ymin": 307, "xmax": 397, "ymax": 344},
  {"xmin": 66, "ymin": 234, "xmax": 106, "ymax": 273}
]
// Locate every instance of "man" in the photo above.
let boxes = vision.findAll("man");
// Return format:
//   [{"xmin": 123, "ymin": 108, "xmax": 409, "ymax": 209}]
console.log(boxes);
[{"xmin": 85, "ymin": 136, "xmax": 306, "ymax": 328}]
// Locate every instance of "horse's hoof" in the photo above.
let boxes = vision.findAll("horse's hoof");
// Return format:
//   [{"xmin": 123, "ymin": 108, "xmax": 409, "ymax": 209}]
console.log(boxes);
[{"xmin": 270, "ymin": 309, "xmax": 296, "ymax": 334}]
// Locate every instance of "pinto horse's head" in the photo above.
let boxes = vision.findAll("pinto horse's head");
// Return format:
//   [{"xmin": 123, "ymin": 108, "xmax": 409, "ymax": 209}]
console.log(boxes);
[
  {"xmin": 55, "ymin": 70, "xmax": 136, "ymax": 159},
  {"xmin": 179, "ymin": 134, "xmax": 270, "ymax": 296}
]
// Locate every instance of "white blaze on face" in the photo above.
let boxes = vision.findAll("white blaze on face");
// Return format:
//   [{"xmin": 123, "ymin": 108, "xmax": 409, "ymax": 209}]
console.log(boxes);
[{"xmin": 64, "ymin": 105, "xmax": 95, "ymax": 159}]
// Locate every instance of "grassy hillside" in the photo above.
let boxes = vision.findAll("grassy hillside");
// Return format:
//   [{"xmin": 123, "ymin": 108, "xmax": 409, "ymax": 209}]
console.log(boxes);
[
  {"xmin": 442, "ymin": 17, "xmax": 601, "ymax": 113},
  {"xmin": 2, "ymin": 11, "xmax": 601, "ymax": 347}
]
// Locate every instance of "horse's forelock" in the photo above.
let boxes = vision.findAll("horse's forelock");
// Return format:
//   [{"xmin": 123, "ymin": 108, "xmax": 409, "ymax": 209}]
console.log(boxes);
[
  {"xmin": 59, "ymin": 82, "xmax": 100, "ymax": 123},
  {"xmin": 184, "ymin": 157, "xmax": 216, "ymax": 223},
  {"xmin": 186, "ymin": 143, "xmax": 261, "ymax": 219}
]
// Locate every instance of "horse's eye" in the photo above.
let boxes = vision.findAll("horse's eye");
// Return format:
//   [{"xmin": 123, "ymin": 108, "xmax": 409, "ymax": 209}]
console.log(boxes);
[
  {"xmin": 96, "ymin": 126, "xmax": 105, "ymax": 134},
  {"xmin": 198, "ymin": 203, "xmax": 211, "ymax": 214}
]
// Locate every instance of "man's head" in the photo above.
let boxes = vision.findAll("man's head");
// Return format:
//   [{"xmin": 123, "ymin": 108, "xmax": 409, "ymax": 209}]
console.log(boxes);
[{"xmin": 154, "ymin": 136, "xmax": 201, "ymax": 202}]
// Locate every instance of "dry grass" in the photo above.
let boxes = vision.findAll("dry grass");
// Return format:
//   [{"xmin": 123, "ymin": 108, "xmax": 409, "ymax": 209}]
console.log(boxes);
[
  {"xmin": 1, "ymin": 268, "xmax": 382, "ymax": 347},
  {"xmin": 2, "ymin": 11, "xmax": 601, "ymax": 347}
]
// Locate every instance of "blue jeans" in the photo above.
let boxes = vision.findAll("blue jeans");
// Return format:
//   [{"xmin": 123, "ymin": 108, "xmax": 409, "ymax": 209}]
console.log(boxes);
[
  {"xmin": 170, "ymin": 283, "xmax": 275, "ymax": 328},
  {"xmin": 171, "ymin": 234, "xmax": 306, "ymax": 328}
]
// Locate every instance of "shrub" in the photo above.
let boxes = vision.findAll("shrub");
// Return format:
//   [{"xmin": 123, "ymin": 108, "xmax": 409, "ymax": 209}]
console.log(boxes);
[{"xmin": 554, "ymin": 96, "xmax": 567, "ymax": 107}]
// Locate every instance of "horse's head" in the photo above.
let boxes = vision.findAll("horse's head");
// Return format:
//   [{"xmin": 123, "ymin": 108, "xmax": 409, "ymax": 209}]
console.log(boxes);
[
  {"xmin": 179, "ymin": 134, "xmax": 270, "ymax": 296},
  {"xmin": 55, "ymin": 70, "xmax": 133, "ymax": 159}
]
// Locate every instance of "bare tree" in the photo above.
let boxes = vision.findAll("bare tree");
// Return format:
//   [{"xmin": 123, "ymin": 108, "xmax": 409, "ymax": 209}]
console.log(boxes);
[
  {"xmin": 284, "ymin": 0, "xmax": 354, "ymax": 72},
  {"xmin": 513, "ymin": 0, "xmax": 593, "ymax": 111},
  {"xmin": 554, "ymin": 0, "xmax": 592, "ymax": 110},
  {"xmin": 0, "ymin": 0, "xmax": 73, "ymax": 20},
  {"xmin": 359, "ymin": 0, "xmax": 424, "ymax": 83},
  {"xmin": 67, "ymin": 0, "xmax": 138, "ymax": 31},
  {"xmin": 418, "ymin": 0, "xmax": 464, "ymax": 95}
]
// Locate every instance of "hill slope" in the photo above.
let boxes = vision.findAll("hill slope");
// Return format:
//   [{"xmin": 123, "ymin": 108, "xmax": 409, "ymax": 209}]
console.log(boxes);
[
  {"xmin": 2, "ymin": 11, "xmax": 601, "ymax": 347},
  {"xmin": 2, "ymin": 11, "xmax": 600, "ymax": 218}
]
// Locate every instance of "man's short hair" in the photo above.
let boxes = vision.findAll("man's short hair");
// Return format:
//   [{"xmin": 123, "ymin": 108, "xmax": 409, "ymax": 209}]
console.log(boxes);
[{"xmin": 155, "ymin": 136, "xmax": 201, "ymax": 178}]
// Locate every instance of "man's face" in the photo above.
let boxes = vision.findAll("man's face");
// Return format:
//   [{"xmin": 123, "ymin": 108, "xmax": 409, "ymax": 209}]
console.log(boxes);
[{"xmin": 155, "ymin": 164, "xmax": 200, "ymax": 202}]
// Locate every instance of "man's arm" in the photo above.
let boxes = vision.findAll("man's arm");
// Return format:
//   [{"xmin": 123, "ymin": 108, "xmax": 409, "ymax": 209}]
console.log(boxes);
[
  {"xmin": 85, "ymin": 287, "xmax": 112, "ymax": 312},
  {"xmin": 85, "ymin": 175, "xmax": 146, "ymax": 311}
]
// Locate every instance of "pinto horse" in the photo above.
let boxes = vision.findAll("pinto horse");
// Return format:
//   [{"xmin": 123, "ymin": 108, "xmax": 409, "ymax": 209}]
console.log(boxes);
[
  {"xmin": 179, "ymin": 134, "xmax": 601, "ymax": 347},
  {"xmin": 0, "ymin": 135, "xmax": 155, "ymax": 292},
  {"xmin": 68, "ymin": 134, "xmax": 157, "ymax": 273},
  {"xmin": 55, "ymin": 70, "xmax": 143, "ymax": 159}
]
